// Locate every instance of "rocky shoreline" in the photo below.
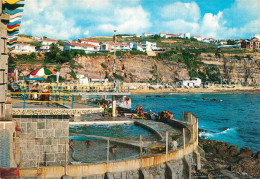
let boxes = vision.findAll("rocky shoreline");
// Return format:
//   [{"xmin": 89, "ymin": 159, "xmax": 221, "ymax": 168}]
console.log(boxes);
[{"xmin": 194, "ymin": 136, "xmax": 260, "ymax": 178}]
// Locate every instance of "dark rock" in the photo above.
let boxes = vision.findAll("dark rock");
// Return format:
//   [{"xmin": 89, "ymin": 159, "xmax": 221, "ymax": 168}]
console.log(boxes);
[
  {"xmin": 230, "ymin": 158, "xmax": 260, "ymax": 176},
  {"xmin": 228, "ymin": 145, "xmax": 238, "ymax": 156},
  {"xmin": 215, "ymin": 142, "xmax": 229, "ymax": 156},
  {"xmin": 238, "ymin": 147, "xmax": 253, "ymax": 158},
  {"xmin": 254, "ymin": 151, "xmax": 260, "ymax": 159}
]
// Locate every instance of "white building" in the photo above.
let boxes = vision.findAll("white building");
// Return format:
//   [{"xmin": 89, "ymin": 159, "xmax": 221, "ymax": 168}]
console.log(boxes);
[
  {"xmin": 159, "ymin": 32, "xmax": 167, "ymax": 38},
  {"xmin": 127, "ymin": 42, "xmax": 134, "ymax": 50},
  {"xmin": 141, "ymin": 41, "xmax": 157, "ymax": 51},
  {"xmin": 142, "ymin": 32, "xmax": 154, "ymax": 37},
  {"xmin": 133, "ymin": 43, "xmax": 144, "ymax": 51},
  {"xmin": 14, "ymin": 43, "xmax": 36, "ymax": 53},
  {"xmin": 33, "ymin": 36, "xmax": 42, "ymax": 41},
  {"xmin": 78, "ymin": 39, "xmax": 100, "ymax": 48},
  {"xmin": 184, "ymin": 33, "xmax": 191, "ymax": 39},
  {"xmin": 165, "ymin": 34, "xmax": 176, "ymax": 38},
  {"xmin": 254, "ymin": 34, "xmax": 260, "ymax": 40},
  {"xmin": 100, "ymin": 42, "xmax": 130, "ymax": 52},
  {"xmin": 40, "ymin": 38, "xmax": 57, "ymax": 52},
  {"xmin": 64, "ymin": 41, "xmax": 99, "ymax": 53},
  {"xmin": 180, "ymin": 78, "xmax": 202, "ymax": 88},
  {"xmin": 192, "ymin": 36, "xmax": 203, "ymax": 41}
]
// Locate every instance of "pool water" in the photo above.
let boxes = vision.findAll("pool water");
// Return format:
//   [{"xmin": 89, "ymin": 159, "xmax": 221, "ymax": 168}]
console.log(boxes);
[
  {"xmin": 69, "ymin": 140, "xmax": 140, "ymax": 163},
  {"xmin": 69, "ymin": 124, "xmax": 153, "ymax": 139},
  {"xmin": 69, "ymin": 124, "xmax": 153, "ymax": 163}
]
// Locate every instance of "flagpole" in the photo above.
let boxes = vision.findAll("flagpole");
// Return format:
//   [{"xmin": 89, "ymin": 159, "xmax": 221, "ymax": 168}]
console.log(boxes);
[{"xmin": 113, "ymin": 30, "xmax": 116, "ymax": 89}]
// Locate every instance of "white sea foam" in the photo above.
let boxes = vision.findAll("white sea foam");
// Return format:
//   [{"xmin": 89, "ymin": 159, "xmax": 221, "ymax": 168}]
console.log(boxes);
[{"xmin": 199, "ymin": 127, "xmax": 237, "ymax": 139}]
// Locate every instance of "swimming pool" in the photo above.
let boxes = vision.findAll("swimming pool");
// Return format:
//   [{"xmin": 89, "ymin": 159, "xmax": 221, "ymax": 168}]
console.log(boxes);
[
  {"xmin": 69, "ymin": 123, "xmax": 155, "ymax": 140},
  {"xmin": 69, "ymin": 123, "xmax": 157, "ymax": 163}
]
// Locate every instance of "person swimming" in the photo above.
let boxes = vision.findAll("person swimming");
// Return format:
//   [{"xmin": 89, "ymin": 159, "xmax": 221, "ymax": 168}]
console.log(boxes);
[
  {"xmin": 69, "ymin": 139, "xmax": 74, "ymax": 147},
  {"xmin": 110, "ymin": 145, "xmax": 117, "ymax": 153},
  {"xmin": 85, "ymin": 140, "xmax": 92, "ymax": 146}
]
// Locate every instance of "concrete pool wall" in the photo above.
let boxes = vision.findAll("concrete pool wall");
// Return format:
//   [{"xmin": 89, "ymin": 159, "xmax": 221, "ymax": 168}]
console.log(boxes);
[{"xmin": 19, "ymin": 111, "xmax": 200, "ymax": 178}]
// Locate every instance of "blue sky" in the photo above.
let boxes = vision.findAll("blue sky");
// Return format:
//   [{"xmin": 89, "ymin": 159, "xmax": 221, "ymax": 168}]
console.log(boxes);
[{"xmin": 20, "ymin": 0, "xmax": 260, "ymax": 40}]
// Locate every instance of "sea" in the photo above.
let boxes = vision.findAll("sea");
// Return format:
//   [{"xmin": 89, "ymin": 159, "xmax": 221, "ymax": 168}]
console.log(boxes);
[{"xmin": 130, "ymin": 93, "xmax": 260, "ymax": 152}]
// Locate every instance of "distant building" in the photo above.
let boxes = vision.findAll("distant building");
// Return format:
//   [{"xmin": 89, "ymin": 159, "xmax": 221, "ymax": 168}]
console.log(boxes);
[
  {"xmin": 142, "ymin": 32, "xmax": 154, "ymax": 37},
  {"xmin": 13, "ymin": 43, "xmax": 36, "ymax": 53},
  {"xmin": 176, "ymin": 33, "xmax": 184, "ymax": 38},
  {"xmin": 140, "ymin": 41, "xmax": 157, "ymax": 51},
  {"xmin": 33, "ymin": 36, "xmax": 42, "ymax": 41},
  {"xmin": 191, "ymin": 36, "xmax": 203, "ymax": 41},
  {"xmin": 78, "ymin": 39, "xmax": 100, "ymax": 48},
  {"xmin": 241, "ymin": 39, "xmax": 260, "ymax": 49},
  {"xmin": 40, "ymin": 38, "xmax": 57, "ymax": 52},
  {"xmin": 77, "ymin": 73, "xmax": 107, "ymax": 84},
  {"xmin": 202, "ymin": 38, "xmax": 215, "ymax": 44},
  {"xmin": 165, "ymin": 34, "xmax": 177, "ymax": 38},
  {"xmin": 127, "ymin": 42, "xmax": 134, "ymax": 50},
  {"xmin": 184, "ymin": 33, "xmax": 190, "ymax": 39},
  {"xmin": 180, "ymin": 78, "xmax": 202, "ymax": 88},
  {"xmin": 133, "ymin": 43, "xmax": 144, "ymax": 51},
  {"xmin": 100, "ymin": 42, "xmax": 130, "ymax": 52},
  {"xmin": 254, "ymin": 34, "xmax": 260, "ymax": 40},
  {"xmin": 64, "ymin": 41, "xmax": 99, "ymax": 53},
  {"xmin": 121, "ymin": 35, "xmax": 134, "ymax": 38},
  {"xmin": 159, "ymin": 32, "xmax": 167, "ymax": 38}
]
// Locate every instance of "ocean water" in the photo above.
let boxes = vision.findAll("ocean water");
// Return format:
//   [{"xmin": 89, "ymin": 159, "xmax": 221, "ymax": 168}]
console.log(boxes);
[{"xmin": 130, "ymin": 93, "xmax": 260, "ymax": 152}]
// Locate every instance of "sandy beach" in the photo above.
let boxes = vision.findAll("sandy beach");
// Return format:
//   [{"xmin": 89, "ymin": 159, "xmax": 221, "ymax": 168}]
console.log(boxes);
[{"xmin": 130, "ymin": 86, "xmax": 260, "ymax": 95}]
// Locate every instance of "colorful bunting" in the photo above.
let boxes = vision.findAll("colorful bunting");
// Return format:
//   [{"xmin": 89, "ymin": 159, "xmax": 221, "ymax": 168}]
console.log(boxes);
[{"xmin": 2, "ymin": 0, "xmax": 25, "ymax": 51}]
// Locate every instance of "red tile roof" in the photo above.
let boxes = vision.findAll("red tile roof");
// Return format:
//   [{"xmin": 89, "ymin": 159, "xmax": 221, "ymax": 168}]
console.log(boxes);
[
  {"xmin": 67, "ymin": 41, "xmax": 97, "ymax": 48},
  {"xmin": 79, "ymin": 39, "xmax": 99, "ymax": 43},
  {"xmin": 107, "ymin": 42, "xmax": 128, "ymax": 46}
]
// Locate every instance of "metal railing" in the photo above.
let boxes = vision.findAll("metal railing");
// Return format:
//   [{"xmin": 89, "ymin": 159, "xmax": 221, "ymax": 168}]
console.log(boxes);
[
  {"xmin": 15, "ymin": 83, "xmax": 130, "ymax": 93},
  {"xmin": 11, "ymin": 92, "xmax": 74, "ymax": 109}
]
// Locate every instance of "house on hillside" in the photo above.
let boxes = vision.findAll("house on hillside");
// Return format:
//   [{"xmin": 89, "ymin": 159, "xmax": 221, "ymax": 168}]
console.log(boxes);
[
  {"xmin": 165, "ymin": 34, "xmax": 177, "ymax": 38},
  {"xmin": 64, "ymin": 41, "xmax": 99, "ymax": 53},
  {"xmin": 159, "ymin": 32, "xmax": 167, "ymax": 38},
  {"xmin": 40, "ymin": 38, "xmax": 57, "ymax": 52},
  {"xmin": 254, "ymin": 34, "xmax": 260, "ymax": 40},
  {"xmin": 184, "ymin": 33, "xmax": 190, "ymax": 39},
  {"xmin": 127, "ymin": 42, "xmax": 134, "ymax": 50},
  {"xmin": 241, "ymin": 38, "xmax": 260, "ymax": 49},
  {"xmin": 13, "ymin": 43, "xmax": 36, "ymax": 53},
  {"xmin": 78, "ymin": 39, "xmax": 100, "ymax": 48},
  {"xmin": 192, "ymin": 36, "xmax": 203, "ymax": 41},
  {"xmin": 33, "ymin": 36, "xmax": 42, "ymax": 41},
  {"xmin": 100, "ymin": 42, "xmax": 130, "ymax": 52},
  {"xmin": 142, "ymin": 32, "xmax": 154, "ymax": 37},
  {"xmin": 133, "ymin": 43, "xmax": 143, "ymax": 51},
  {"xmin": 141, "ymin": 41, "xmax": 157, "ymax": 51}
]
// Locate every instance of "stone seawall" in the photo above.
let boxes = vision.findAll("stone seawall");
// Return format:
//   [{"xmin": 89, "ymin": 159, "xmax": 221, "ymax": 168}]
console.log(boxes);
[
  {"xmin": 15, "ymin": 117, "xmax": 69, "ymax": 168},
  {"xmin": 12, "ymin": 108, "xmax": 104, "ymax": 116}
]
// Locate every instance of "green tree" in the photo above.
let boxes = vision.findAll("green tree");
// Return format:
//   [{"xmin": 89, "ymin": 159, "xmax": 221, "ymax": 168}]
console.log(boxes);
[{"xmin": 8, "ymin": 55, "xmax": 16, "ymax": 73}]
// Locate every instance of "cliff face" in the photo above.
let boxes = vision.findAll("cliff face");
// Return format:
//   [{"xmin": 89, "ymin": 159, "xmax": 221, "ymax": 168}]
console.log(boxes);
[
  {"xmin": 201, "ymin": 53, "xmax": 260, "ymax": 84},
  {"xmin": 16, "ymin": 52, "xmax": 260, "ymax": 84}
]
